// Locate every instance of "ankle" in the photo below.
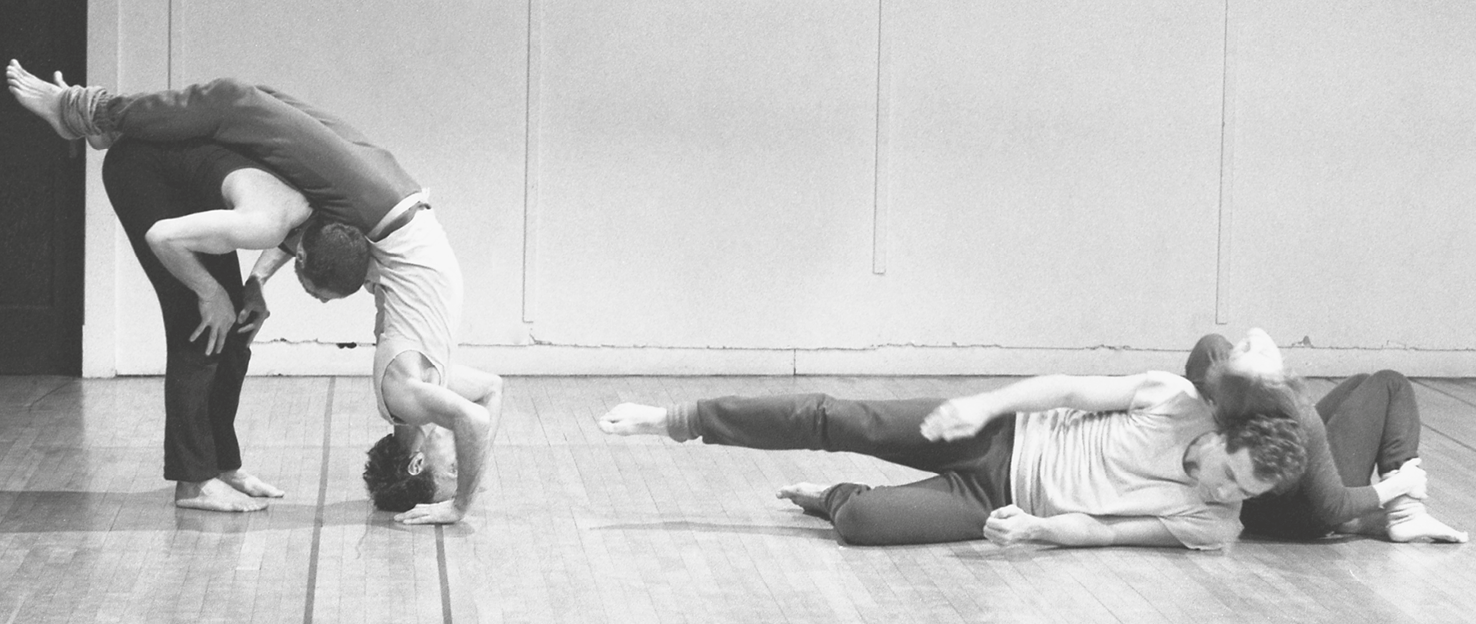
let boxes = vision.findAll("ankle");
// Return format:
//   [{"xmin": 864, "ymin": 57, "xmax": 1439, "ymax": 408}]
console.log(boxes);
[{"xmin": 665, "ymin": 402, "xmax": 702, "ymax": 442}]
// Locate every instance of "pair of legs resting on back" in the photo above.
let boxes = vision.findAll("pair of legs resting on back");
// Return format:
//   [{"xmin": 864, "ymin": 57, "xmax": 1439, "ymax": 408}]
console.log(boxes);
[{"xmin": 9, "ymin": 60, "xmax": 501, "ymax": 523}]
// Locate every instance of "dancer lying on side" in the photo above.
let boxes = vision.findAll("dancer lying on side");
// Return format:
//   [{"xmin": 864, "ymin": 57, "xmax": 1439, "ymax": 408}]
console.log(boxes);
[{"xmin": 600, "ymin": 331, "xmax": 1307, "ymax": 549}]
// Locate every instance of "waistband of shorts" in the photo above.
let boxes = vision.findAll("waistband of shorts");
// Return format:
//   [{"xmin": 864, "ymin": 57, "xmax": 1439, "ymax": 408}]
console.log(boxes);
[{"xmin": 368, "ymin": 190, "xmax": 430, "ymax": 241}]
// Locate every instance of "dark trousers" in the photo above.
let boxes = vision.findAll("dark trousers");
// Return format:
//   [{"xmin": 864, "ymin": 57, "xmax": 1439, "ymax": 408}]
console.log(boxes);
[
  {"xmin": 99, "ymin": 78, "xmax": 417, "ymax": 233},
  {"xmin": 102, "ymin": 140, "xmax": 251, "ymax": 482},
  {"xmin": 1186, "ymin": 335, "xmax": 1419, "ymax": 537},
  {"xmin": 693, "ymin": 393, "xmax": 1014, "ymax": 545}
]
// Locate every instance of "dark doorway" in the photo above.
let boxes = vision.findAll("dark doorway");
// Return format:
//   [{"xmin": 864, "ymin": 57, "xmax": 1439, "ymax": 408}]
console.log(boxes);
[{"xmin": 0, "ymin": 0, "xmax": 87, "ymax": 374}]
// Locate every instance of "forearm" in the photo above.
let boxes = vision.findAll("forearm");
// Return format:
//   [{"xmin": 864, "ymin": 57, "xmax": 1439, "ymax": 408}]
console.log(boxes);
[
  {"xmin": 960, "ymin": 375, "xmax": 1090, "ymax": 417},
  {"xmin": 1297, "ymin": 413, "xmax": 1385, "ymax": 524},
  {"xmin": 147, "ymin": 235, "xmax": 226, "ymax": 301},
  {"xmin": 248, "ymin": 247, "xmax": 293, "ymax": 284},
  {"xmin": 448, "ymin": 403, "xmax": 493, "ymax": 513},
  {"xmin": 1032, "ymin": 513, "xmax": 1116, "ymax": 547},
  {"xmin": 1035, "ymin": 513, "xmax": 1185, "ymax": 548}
]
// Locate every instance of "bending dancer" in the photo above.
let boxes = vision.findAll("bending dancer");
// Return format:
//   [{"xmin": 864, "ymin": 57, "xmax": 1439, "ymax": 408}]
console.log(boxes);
[
  {"xmin": 600, "ymin": 347, "xmax": 1307, "ymax": 549},
  {"xmin": 99, "ymin": 137, "xmax": 298, "ymax": 511},
  {"xmin": 1186, "ymin": 330, "xmax": 1466, "ymax": 543},
  {"xmin": 8, "ymin": 60, "xmax": 502, "ymax": 524}
]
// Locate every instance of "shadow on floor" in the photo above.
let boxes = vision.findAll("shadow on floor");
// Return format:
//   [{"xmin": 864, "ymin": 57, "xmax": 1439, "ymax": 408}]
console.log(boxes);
[
  {"xmin": 0, "ymin": 489, "xmax": 374, "ymax": 533},
  {"xmin": 589, "ymin": 518, "xmax": 835, "ymax": 540}
]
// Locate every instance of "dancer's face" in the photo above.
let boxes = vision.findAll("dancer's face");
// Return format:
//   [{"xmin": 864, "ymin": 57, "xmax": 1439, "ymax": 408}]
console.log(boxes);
[
  {"xmin": 405, "ymin": 424, "xmax": 459, "ymax": 502},
  {"xmin": 1187, "ymin": 433, "xmax": 1277, "ymax": 504},
  {"xmin": 293, "ymin": 244, "xmax": 348, "ymax": 302},
  {"xmin": 1225, "ymin": 328, "xmax": 1284, "ymax": 380}
]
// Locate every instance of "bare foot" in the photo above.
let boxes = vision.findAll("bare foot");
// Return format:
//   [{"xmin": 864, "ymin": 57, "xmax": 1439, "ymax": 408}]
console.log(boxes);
[
  {"xmin": 598, "ymin": 403, "xmax": 668, "ymax": 436},
  {"xmin": 219, "ymin": 469, "xmax": 285, "ymax": 498},
  {"xmin": 777, "ymin": 482, "xmax": 833, "ymax": 517},
  {"xmin": 175, "ymin": 478, "xmax": 268, "ymax": 512},
  {"xmin": 6, "ymin": 59, "xmax": 74, "ymax": 138}
]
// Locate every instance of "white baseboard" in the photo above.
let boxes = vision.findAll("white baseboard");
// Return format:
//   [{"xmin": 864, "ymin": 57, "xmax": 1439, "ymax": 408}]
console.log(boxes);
[{"xmin": 108, "ymin": 342, "xmax": 1476, "ymax": 378}]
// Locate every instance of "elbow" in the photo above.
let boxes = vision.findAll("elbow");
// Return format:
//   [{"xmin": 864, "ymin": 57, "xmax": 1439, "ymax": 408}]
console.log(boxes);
[
  {"xmin": 454, "ymin": 402, "xmax": 492, "ymax": 436},
  {"xmin": 484, "ymin": 374, "xmax": 505, "ymax": 403},
  {"xmin": 144, "ymin": 222, "xmax": 177, "ymax": 253}
]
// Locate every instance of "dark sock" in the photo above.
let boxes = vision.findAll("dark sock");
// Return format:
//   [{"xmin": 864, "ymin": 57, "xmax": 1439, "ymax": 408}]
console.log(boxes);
[{"xmin": 665, "ymin": 402, "xmax": 703, "ymax": 442}]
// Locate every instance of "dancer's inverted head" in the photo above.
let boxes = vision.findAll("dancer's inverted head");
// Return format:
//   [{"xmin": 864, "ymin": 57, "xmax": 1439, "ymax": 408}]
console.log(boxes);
[{"xmin": 363, "ymin": 425, "xmax": 459, "ymax": 511}]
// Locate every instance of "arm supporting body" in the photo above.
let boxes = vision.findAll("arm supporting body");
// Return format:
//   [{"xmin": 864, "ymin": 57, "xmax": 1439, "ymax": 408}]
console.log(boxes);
[{"xmin": 382, "ymin": 356, "xmax": 503, "ymax": 523}]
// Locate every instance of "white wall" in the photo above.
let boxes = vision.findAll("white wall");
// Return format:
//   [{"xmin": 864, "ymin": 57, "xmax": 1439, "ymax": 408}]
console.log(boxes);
[{"xmin": 82, "ymin": 0, "xmax": 1476, "ymax": 377}]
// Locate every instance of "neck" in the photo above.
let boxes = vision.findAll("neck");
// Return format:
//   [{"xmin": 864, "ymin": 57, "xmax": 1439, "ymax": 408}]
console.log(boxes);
[{"xmin": 1182, "ymin": 432, "xmax": 1214, "ymax": 476}]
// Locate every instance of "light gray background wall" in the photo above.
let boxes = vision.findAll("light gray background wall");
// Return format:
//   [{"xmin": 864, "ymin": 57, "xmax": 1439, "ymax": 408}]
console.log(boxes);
[{"xmin": 82, "ymin": 1, "xmax": 1476, "ymax": 377}]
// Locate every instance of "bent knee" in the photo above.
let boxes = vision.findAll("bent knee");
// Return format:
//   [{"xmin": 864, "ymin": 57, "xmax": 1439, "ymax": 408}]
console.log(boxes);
[
  {"xmin": 831, "ymin": 500, "xmax": 890, "ymax": 546},
  {"xmin": 203, "ymin": 77, "xmax": 256, "ymax": 98},
  {"xmin": 1370, "ymin": 369, "xmax": 1411, "ymax": 391}
]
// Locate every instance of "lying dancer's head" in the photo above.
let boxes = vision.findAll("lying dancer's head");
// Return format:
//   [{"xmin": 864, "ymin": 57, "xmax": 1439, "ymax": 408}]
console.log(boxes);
[
  {"xmin": 1186, "ymin": 413, "xmax": 1306, "ymax": 504},
  {"xmin": 363, "ymin": 425, "xmax": 458, "ymax": 511},
  {"xmin": 294, "ymin": 214, "xmax": 369, "ymax": 300},
  {"xmin": 1186, "ymin": 328, "xmax": 1310, "ymax": 501}
]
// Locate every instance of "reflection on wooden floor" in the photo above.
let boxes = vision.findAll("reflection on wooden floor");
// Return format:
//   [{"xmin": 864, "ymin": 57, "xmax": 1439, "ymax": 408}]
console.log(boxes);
[{"xmin": 1, "ymin": 375, "xmax": 1473, "ymax": 623}]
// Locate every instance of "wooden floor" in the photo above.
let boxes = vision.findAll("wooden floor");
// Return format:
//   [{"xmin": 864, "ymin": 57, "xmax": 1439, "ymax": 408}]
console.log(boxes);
[{"xmin": 1, "ymin": 375, "xmax": 1473, "ymax": 624}]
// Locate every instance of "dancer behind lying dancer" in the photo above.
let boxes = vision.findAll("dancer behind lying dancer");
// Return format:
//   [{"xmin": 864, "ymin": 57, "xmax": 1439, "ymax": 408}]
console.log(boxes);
[
  {"xmin": 7, "ymin": 60, "xmax": 502, "ymax": 524},
  {"xmin": 601, "ymin": 336, "xmax": 1307, "ymax": 549},
  {"xmin": 1186, "ymin": 330, "xmax": 1466, "ymax": 543}
]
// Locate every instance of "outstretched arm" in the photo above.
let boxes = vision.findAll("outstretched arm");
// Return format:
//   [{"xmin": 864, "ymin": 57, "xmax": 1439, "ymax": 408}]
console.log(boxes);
[
  {"xmin": 984, "ymin": 505, "xmax": 1184, "ymax": 548},
  {"xmin": 921, "ymin": 373, "xmax": 1155, "ymax": 441}
]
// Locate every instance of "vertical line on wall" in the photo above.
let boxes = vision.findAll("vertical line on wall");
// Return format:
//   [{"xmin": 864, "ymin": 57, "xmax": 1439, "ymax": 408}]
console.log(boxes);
[
  {"xmin": 522, "ymin": 0, "xmax": 544, "ymax": 322},
  {"xmin": 871, "ymin": 0, "xmax": 892, "ymax": 275},
  {"xmin": 1214, "ymin": 0, "xmax": 1236, "ymax": 325},
  {"xmin": 166, "ymin": 0, "xmax": 174, "ymax": 88}
]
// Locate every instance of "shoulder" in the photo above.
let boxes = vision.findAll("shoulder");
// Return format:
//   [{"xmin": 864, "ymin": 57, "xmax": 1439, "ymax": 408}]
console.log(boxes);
[{"xmin": 1129, "ymin": 371, "xmax": 1199, "ymax": 411}]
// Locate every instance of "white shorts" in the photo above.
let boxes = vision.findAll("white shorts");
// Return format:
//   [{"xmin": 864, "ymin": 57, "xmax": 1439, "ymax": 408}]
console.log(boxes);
[{"xmin": 367, "ymin": 208, "xmax": 464, "ymax": 424}]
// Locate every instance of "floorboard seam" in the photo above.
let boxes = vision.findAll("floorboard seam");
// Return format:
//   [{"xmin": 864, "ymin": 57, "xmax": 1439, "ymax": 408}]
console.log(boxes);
[
  {"xmin": 302, "ymin": 377, "xmax": 335, "ymax": 624},
  {"xmin": 1410, "ymin": 380, "xmax": 1476, "ymax": 455},
  {"xmin": 437, "ymin": 526, "xmax": 453, "ymax": 623}
]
